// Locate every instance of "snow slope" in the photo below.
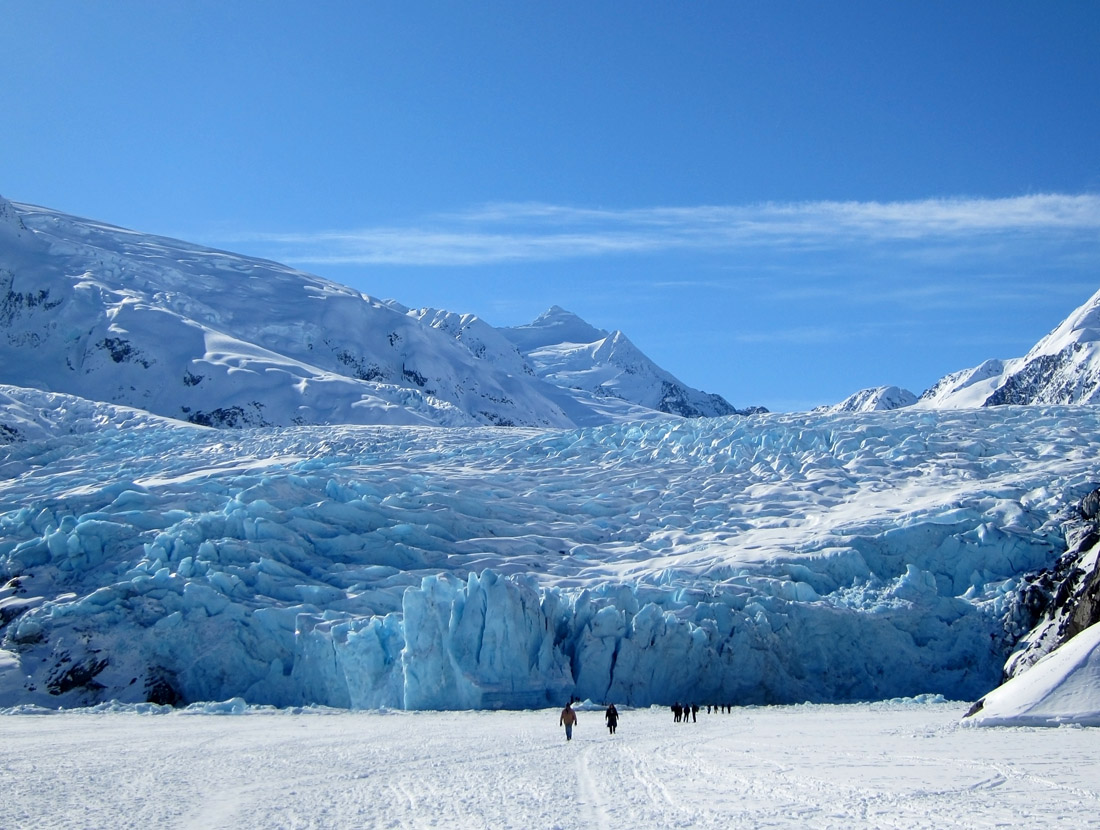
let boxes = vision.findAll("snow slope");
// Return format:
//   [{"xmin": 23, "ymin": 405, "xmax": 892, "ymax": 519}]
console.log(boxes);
[
  {"xmin": 2, "ymin": 384, "xmax": 1098, "ymax": 711},
  {"xmin": 0, "ymin": 196, "xmax": 749, "ymax": 429},
  {"xmin": 2, "ymin": 701, "xmax": 1098, "ymax": 829},
  {"xmin": 965, "ymin": 621, "xmax": 1100, "ymax": 727}
]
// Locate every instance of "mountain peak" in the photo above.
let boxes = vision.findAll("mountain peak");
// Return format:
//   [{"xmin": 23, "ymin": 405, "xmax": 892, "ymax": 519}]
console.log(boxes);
[
  {"xmin": 531, "ymin": 306, "xmax": 609, "ymax": 340},
  {"xmin": 0, "ymin": 195, "xmax": 27, "ymax": 236},
  {"xmin": 502, "ymin": 307, "xmax": 610, "ymax": 353},
  {"xmin": 1026, "ymin": 286, "xmax": 1100, "ymax": 358},
  {"xmin": 820, "ymin": 385, "xmax": 918, "ymax": 414},
  {"xmin": 500, "ymin": 307, "xmax": 752, "ymax": 419}
]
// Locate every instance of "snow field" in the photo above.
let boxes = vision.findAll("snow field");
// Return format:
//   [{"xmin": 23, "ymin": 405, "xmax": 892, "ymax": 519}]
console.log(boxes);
[{"xmin": 1, "ymin": 702, "xmax": 1098, "ymax": 829}]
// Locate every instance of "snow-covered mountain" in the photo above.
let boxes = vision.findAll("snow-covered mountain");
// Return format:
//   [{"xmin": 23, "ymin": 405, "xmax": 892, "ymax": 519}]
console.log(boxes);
[
  {"xmin": 0, "ymin": 196, "xmax": 750, "ymax": 430},
  {"xmin": 5, "ymin": 193, "xmax": 1100, "ymax": 719},
  {"xmin": 500, "ymin": 306, "xmax": 758, "ymax": 421},
  {"xmin": 826, "ymin": 286, "xmax": 1100, "ymax": 413},
  {"xmin": 2, "ymin": 382, "xmax": 1098, "ymax": 712},
  {"xmin": 916, "ymin": 286, "xmax": 1100, "ymax": 409},
  {"xmin": 818, "ymin": 385, "xmax": 918, "ymax": 414}
]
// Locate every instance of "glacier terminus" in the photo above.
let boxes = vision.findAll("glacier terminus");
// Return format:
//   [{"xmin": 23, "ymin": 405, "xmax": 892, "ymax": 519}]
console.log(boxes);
[{"xmin": 2, "ymin": 388, "xmax": 1096, "ymax": 712}]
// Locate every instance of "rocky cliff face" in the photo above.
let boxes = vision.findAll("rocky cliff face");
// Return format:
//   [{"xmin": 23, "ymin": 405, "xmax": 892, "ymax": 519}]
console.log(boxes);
[{"xmin": 1002, "ymin": 487, "xmax": 1100, "ymax": 680}]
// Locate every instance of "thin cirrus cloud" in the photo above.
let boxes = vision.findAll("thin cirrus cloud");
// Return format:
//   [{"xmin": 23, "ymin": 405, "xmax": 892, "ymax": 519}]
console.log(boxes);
[{"xmin": 238, "ymin": 194, "xmax": 1100, "ymax": 267}]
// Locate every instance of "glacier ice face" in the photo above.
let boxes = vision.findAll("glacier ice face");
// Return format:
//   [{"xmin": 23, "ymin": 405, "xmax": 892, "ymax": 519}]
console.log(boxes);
[{"xmin": 1, "ymin": 389, "xmax": 1097, "ymax": 709}]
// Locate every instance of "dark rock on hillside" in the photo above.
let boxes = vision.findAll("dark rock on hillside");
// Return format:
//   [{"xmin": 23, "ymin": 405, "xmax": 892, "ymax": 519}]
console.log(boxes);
[{"xmin": 1001, "ymin": 486, "xmax": 1100, "ymax": 680}]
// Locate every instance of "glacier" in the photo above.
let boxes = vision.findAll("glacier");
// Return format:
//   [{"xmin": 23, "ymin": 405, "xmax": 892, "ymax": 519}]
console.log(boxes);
[{"xmin": 2, "ymin": 384, "xmax": 1097, "ymax": 710}]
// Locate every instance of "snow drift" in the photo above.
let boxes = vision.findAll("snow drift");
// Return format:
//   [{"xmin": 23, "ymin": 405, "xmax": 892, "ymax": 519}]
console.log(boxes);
[{"xmin": 965, "ymin": 621, "xmax": 1100, "ymax": 727}]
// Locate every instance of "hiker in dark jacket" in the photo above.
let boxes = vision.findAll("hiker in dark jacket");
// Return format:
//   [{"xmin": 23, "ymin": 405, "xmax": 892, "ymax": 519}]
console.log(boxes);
[{"xmin": 605, "ymin": 704, "xmax": 619, "ymax": 734}]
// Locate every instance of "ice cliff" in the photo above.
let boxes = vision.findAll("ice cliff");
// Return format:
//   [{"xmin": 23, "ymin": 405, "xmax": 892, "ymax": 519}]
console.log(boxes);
[{"xmin": 2, "ymin": 385, "xmax": 1096, "ymax": 710}]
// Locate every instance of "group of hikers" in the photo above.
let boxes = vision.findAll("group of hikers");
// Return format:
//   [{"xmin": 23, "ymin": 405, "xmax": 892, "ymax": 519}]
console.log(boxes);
[
  {"xmin": 559, "ymin": 699, "xmax": 734, "ymax": 740},
  {"xmin": 672, "ymin": 702, "xmax": 732, "ymax": 721}
]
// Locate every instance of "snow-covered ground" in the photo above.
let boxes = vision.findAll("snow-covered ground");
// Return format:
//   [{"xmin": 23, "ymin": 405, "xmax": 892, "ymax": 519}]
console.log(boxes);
[
  {"xmin": 1, "ymin": 700, "xmax": 1097, "ymax": 829},
  {"xmin": 966, "ymin": 620, "xmax": 1100, "ymax": 727}
]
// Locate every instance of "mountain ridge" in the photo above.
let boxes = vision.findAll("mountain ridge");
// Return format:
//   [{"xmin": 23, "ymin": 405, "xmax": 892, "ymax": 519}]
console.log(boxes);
[
  {"xmin": 0, "ymin": 196, "xmax": 755, "ymax": 428},
  {"xmin": 833, "ymin": 286, "xmax": 1100, "ymax": 412}
]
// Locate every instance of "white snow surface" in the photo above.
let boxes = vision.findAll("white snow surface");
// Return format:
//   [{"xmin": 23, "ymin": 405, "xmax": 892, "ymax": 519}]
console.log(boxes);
[
  {"xmin": 3, "ymin": 383, "xmax": 1100, "ymax": 713},
  {"xmin": 1, "ymin": 699, "xmax": 1098, "ymax": 829},
  {"xmin": 967, "ymin": 621, "xmax": 1100, "ymax": 727}
]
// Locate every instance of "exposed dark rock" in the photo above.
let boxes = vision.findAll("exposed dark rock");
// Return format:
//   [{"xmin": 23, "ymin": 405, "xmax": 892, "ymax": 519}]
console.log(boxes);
[
  {"xmin": 1001, "ymin": 486, "xmax": 1100, "ymax": 679},
  {"xmin": 144, "ymin": 669, "xmax": 181, "ymax": 706},
  {"xmin": 984, "ymin": 351, "xmax": 1069, "ymax": 406},
  {"xmin": 658, "ymin": 381, "xmax": 744, "ymax": 419},
  {"xmin": 963, "ymin": 698, "xmax": 984, "ymax": 718},
  {"xmin": 1, "ymin": 282, "xmax": 62, "ymax": 327},
  {"xmin": 185, "ymin": 402, "xmax": 270, "ymax": 428},
  {"xmin": 47, "ymin": 653, "xmax": 109, "ymax": 696},
  {"xmin": 334, "ymin": 348, "xmax": 386, "ymax": 382},
  {"xmin": 402, "ymin": 366, "xmax": 428, "ymax": 387},
  {"xmin": 1065, "ymin": 556, "xmax": 1100, "ymax": 642},
  {"xmin": 97, "ymin": 337, "xmax": 152, "ymax": 368},
  {"xmin": 1080, "ymin": 489, "xmax": 1100, "ymax": 521}
]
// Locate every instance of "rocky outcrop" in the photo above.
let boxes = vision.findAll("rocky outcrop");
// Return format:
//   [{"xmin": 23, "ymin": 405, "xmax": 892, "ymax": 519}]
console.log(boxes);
[{"xmin": 1002, "ymin": 487, "xmax": 1100, "ymax": 679}]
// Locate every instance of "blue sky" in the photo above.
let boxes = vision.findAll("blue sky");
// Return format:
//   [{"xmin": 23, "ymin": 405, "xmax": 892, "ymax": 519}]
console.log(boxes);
[{"xmin": 3, "ymin": 1, "xmax": 1099, "ymax": 411}]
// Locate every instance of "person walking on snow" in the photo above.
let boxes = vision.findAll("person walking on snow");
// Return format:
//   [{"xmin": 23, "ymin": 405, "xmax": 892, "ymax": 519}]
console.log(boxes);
[
  {"xmin": 560, "ymin": 702, "xmax": 578, "ymax": 741},
  {"xmin": 605, "ymin": 704, "xmax": 619, "ymax": 735}
]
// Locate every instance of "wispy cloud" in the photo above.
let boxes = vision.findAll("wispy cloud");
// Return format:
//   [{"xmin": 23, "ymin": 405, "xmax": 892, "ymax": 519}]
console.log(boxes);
[{"xmin": 231, "ymin": 194, "xmax": 1100, "ymax": 267}]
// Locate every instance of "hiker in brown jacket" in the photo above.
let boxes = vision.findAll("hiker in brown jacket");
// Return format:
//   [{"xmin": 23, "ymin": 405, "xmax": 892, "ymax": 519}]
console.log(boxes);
[{"xmin": 560, "ymin": 702, "xmax": 578, "ymax": 741}]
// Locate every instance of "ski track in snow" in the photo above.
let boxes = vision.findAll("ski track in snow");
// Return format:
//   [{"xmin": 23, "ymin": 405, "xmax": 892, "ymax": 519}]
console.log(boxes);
[{"xmin": 1, "ymin": 703, "xmax": 1097, "ymax": 830}]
